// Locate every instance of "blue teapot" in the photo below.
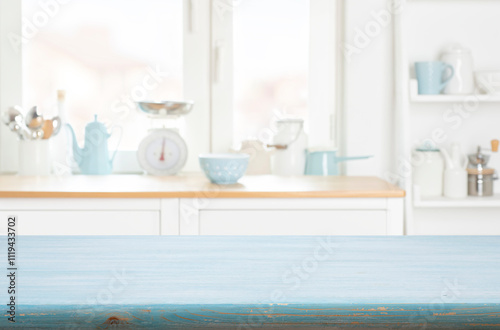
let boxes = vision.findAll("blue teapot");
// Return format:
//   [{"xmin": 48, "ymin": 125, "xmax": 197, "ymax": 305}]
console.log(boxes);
[
  {"xmin": 66, "ymin": 115, "xmax": 121, "ymax": 175},
  {"xmin": 305, "ymin": 149, "xmax": 372, "ymax": 176}
]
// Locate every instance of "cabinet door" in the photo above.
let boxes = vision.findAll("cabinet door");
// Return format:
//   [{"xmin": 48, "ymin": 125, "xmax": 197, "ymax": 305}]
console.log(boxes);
[
  {"xmin": 0, "ymin": 211, "xmax": 160, "ymax": 235},
  {"xmin": 195, "ymin": 210, "xmax": 387, "ymax": 235}
]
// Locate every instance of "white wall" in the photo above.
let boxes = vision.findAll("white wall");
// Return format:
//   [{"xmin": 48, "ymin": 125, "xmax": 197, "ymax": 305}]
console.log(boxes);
[
  {"xmin": 407, "ymin": 0, "xmax": 500, "ymax": 155},
  {"xmin": 342, "ymin": 0, "xmax": 500, "ymax": 181}
]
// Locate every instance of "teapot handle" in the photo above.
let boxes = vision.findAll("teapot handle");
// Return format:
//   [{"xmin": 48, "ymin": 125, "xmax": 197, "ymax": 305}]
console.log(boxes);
[{"xmin": 109, "ymin": 125, "xmax": 123, "ymax": 163}]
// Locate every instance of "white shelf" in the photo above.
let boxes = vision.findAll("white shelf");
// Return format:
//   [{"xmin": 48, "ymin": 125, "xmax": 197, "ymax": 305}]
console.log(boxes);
[
  {"xmin": 409, "ymin": 79, "xmax": 500, "ymax": 103},
  {"xmin": 414, "ymin": 194, "xmax": 500, "ymax": 208}
]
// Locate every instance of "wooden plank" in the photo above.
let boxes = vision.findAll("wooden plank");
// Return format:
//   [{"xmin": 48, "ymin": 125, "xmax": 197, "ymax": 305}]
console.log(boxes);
[
  {"xmin": 9, "ymin": 304, "xmax": 500, "ymax": 329},
  {"xmin": 0, "ymin": 236, "xmax": 498, "ymax": 328},
  {"xmin": 0, "ymin": 175, "xmax": 405, "ymax": 198}
]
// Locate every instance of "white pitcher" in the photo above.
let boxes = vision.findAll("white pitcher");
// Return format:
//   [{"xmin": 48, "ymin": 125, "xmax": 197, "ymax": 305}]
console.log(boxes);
[
  {"xmin": 441, "ymin": 45, "xmax": 474, "ymax": 95},
  {"xmin": 441, "ymin": 143, "xmax": 468, "ymax": 199}
]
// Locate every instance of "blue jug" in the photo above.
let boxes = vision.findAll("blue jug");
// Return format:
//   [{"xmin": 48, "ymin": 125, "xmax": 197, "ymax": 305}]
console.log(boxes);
[{"xmin": 66, "ymin": 115, "xmax": 121, "ymax": 175}]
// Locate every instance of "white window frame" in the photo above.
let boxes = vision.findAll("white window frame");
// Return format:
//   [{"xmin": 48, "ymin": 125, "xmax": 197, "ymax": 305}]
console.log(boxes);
[
  {"xmin": 0, "ymin": 0, "xmax": 22, "ymax": 173},
  {"xmin": 210, "ymin": 0, "xmax": 340, "ymax": 152},
  {"xmin": 0, "ymin": 0, "xmax": 342, "ymax": 174}
]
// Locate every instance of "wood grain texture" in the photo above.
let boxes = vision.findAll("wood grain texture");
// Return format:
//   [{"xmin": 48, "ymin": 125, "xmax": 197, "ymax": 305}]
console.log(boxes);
[
  {"xmin": 0, "ymin": 236, "xmax": 499, "ymax": 328},
  {"xmin": 0, "ymin": 175, "xmax": 405, "ymax": 198}
]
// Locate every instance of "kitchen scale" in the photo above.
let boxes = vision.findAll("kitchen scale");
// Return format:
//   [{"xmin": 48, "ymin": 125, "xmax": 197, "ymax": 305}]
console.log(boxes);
[{"xmin": 136, "ymin": 101, "xmax": 194, "ymax": 176}]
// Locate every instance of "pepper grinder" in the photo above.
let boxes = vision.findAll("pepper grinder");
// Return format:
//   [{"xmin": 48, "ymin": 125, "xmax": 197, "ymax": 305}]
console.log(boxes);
[{"xmin": 467, "ymin": 146, "xmax": 497, "ymax": 197}]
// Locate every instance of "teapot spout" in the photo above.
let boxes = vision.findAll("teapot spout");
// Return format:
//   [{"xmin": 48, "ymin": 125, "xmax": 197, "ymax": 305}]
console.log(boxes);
[{"xmin": 65, "ymin": 123, "xmax": 84, "ymax": 165}]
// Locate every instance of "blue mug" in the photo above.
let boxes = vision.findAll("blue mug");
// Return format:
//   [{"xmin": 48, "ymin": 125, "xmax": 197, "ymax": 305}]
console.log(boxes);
[
  {"xmin": 415, "ymin": 61, "xmax": 454, "ymax": 95},
  {"xmin": 304, "ymin": 150, "xmax": 372, "ymax": 176}
]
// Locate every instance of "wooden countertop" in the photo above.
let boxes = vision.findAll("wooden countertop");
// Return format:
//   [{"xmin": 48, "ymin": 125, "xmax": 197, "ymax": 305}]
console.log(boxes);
[
  {"xmin": 6, "ymin": 236, "xmax": 500, "ymax": 328},
  {"xmin": 0, "ymin": 174, "xmax": 405, "ymax": 198}
]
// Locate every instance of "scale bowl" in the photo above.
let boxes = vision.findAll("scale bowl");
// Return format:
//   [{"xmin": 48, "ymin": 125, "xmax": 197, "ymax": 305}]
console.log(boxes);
[{"xmin": 137, "ymin": 101, "xmax": 194, "ymax": 117}]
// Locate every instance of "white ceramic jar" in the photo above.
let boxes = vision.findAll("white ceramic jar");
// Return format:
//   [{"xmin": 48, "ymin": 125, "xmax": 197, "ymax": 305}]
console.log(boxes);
[
  {"xmin": 441, "ymin": 45, "xmax": 474, "ymax": 95},
  {"xmin": 413, "ymin": 149, "xmax": 444, "ymax": 197},
  {"xmin": 271, "ymin": 119, "xmax": 307, "ymax": 176}
]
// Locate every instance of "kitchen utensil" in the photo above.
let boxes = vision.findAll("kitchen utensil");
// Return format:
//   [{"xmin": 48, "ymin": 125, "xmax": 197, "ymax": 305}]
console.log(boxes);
[
  {"xmin": 136, "ymin": 101, "xmax": 193, "ymax": 175},
  {"xmin": 25, "ymin": 106, "xmax": 44, "ymax": 129},
  {"xmin": 32, "ymin": 128, "xmax": 44, "ymax": 140},
  {"xmin": 413, "ymin": 146, "xmax": 444, "ymax": 197},
  {"xmin": 492, "ymin": 139, "xmax": 500, "ymax": 152},
  {"xmin": 8, "ymin": 122, "xmax": 22, "ymax": 135},
  {"xmin": 467, "ymin": 146, "xmax": 497, "ymax": 197},
  {"xmin": 51, "ymin": 116, "xmax": 62, "ymax": 136},
  {"xmin": 41, "ymin": 119, "xmax": 54, "ymax": 140},
  {"xmin": 137, "ymin": 101, "xmax": 194, "ymax": 117},
  {"xmin": 468, "ymin": 146, "xmax": 490, "ymax": 169},
  {"xmin": 475, "ymin": 71, "xmax": 500, "ymax": 95},
  {"xmin": 467, "ymin": 168, "xmax": 496, "ymax": 197},
  {"xmin": 304, "ymin": 149, "xmax": 372, "ymax": 176},
  {"xmin": 441, "ymin": 45, "xmax": 474, "ymax": 95},
  {"xmin": 66, "ymin": 115, "xmax": 122, "ymax": 175},
  {"xmin": 236, "ymin": 139, "xmax": 272, "ymax": 175},
  {"xmin": 3, "ymin": 106, "xmax": 24, "ymax": 125},
  {"xmin": 489, "ymin": 139, "xmax": 500, "ymax": 194},
  {"xmin": 268, "ymin": 119, "xmax": 307, "ymax": 175},
  {"xmin": 415, "ymin": 61, "xmax": 454, "ymax": 95},
  {"xmin": 199, "ymin": 153, "xmax": 249, "ymax": 184},
  {"xmin": 18, "ymin": 140, "xmax": 51, "ymax": 176},
  {"xmin": 137, "ymin": 129, "xmax": 188, "ymax": 176},
  {"xmin": 19, "ymin": 122, "xmax": 38, "ymax": 140}
]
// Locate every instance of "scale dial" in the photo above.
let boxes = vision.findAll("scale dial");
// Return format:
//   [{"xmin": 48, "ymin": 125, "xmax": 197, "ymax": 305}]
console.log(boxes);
[{"xmin": 137, "ymin": 129, "xmax": 187, "ymax": 175}]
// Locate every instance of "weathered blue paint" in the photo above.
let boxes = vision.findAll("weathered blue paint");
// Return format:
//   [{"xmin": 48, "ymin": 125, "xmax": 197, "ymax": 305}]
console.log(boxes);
[{"xmin": 1, "ymin": 236, "xmax": 499, "ymax": 328}]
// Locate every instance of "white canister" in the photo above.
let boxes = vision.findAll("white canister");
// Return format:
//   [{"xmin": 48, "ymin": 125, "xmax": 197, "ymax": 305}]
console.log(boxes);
[
  {"xmin": 441, "ymin": 45, "xmax": 474, "ymax": 95},
  {"xmin": 238, "ymin": 139, "xmax": 272, "ymax": 175},
  {"xmin": 444, "ymin": 169, "xmax": 468, "ymax": 198},
  {"xmin": 271, "ymin": 119, "xmax": 307, "ymax": 175},
  {"xmin": 413, "ymin": 149, "xmax": 444, "ymax": 197},
  {"xmin": 19, "ymin": 140, "xmax": 51, "ymax": 176}
]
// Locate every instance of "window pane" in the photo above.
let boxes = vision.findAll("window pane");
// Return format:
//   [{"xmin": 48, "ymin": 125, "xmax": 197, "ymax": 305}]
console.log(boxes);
[
  {"xmin": 233, "ymin": 0, "xmax": 310, "ymax": 143},
  {"xmin": 22, "ymin": 0, "xmax": 183, "ymax": 150}
]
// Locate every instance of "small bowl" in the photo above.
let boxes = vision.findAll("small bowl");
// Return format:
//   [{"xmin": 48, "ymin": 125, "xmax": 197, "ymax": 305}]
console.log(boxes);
[
  {"xmin": 475, "ymin": 71, "xmax": 500, "ymax": 95},
  {"xmin": 199, "ymin": 153, "xmax": 249, "ymax": 184}
]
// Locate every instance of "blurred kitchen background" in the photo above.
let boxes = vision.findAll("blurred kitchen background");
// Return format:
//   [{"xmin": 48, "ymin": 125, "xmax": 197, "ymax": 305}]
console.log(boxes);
[{"xmin": 2, "ymin": 0, "xmax": 500, "ymax": 233}]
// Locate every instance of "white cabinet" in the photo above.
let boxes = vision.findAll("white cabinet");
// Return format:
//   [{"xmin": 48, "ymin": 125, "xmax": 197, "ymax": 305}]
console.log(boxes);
[
  {"xmin": 0, "ymin": 197, "xmax": 404, "ymax": 236},
  {"xmin": 0, "ymin": 199, "xmax": 162, "ymax": 236},
  {"xmin": 179, "ymin": 198, "xmax": 404, "ymax": 236},
  {"xmin": 198, "ymin": 210, "xmax": 387, "ymax": 235},
  {"xmin": 0, "ymin": 211, "xmax": 159, "ymax": 235}
]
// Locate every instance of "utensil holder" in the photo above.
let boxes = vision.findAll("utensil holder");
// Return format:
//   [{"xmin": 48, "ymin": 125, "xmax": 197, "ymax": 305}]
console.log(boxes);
[{"xmin": 18, "ymin": 140, "xmax": 51, "ymax": 176}]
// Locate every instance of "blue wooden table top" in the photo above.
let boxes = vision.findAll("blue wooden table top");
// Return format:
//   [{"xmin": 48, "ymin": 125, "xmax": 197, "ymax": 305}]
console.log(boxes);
[{"xmin": 1, "ymin": 236, "xmax": 500, "ymax": 329}]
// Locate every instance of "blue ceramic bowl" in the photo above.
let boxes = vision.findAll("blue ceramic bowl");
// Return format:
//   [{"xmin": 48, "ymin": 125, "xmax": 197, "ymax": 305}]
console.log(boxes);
[{"xmin": 199, "ymin": 153, "xmax": 249, "ymax": 184}]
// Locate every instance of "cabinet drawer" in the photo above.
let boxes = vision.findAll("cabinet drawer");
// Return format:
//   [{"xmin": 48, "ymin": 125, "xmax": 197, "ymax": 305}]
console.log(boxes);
[
  {"xmin": 198, "ymin": 210, "xmax": 387, "ymax": 235},
  {"xmin": 0, "ymin": 211, "xmax": 160, "ymax": 235}
]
